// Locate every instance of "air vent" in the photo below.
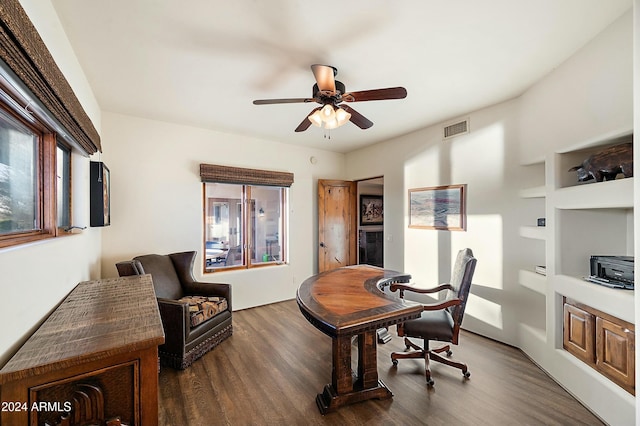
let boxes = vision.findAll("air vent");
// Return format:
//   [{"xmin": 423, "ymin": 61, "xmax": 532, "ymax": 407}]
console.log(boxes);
[{"xmin": 443, "ymin": 118, "xmax": 469, "ymax": 139}]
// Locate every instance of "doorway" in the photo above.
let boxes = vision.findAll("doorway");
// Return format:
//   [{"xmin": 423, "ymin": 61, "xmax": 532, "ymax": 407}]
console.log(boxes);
[
  {"xmin": 317, "ymin": 177, "xmax": 384, "ymax": 273},
  {"xmin": 357, "ymin": 177, "xmax": 384, "ymax": 267}
]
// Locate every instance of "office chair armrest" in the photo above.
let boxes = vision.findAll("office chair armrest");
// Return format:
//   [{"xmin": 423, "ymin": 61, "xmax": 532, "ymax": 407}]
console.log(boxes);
[
  {"xmin": 390, "ymin": 282, "xmax": 454, "ymax": 298},
  {"xmin": 421, "ymin": 297, "xmax": 462, "ymax": 311}
]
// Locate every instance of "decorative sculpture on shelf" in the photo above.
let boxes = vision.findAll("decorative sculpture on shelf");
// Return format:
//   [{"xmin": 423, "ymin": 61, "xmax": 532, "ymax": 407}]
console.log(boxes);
[{"xmin": 568, "ymin": 142, "xmax": 633, "ymax": 183}]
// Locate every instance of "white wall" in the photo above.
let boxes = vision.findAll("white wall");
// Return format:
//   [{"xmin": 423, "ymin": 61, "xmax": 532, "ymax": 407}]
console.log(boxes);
[
  {"xmin": 518, "ymin": 11, "xmax": 633, "ymax": 160},
  {"xmin": 0, "ymin": 0, "xmax": 102, "ymax": 365},
  {"xmin": 99, "ymin": 112, "xmax": 345, "ymax": 310},
  {"xmin": 346, "ymin": 99, "xmax": 525, "ymax": 346}
]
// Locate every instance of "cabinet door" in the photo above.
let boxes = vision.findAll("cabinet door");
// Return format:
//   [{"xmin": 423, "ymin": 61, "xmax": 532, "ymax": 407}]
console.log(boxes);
[
  {"xmin": 596, "ymin": 317, "xmax": 635, "ymax": 394},
  {"xmin": 563, "ymin": 303, "xmax": 595, "ymax": 365}
]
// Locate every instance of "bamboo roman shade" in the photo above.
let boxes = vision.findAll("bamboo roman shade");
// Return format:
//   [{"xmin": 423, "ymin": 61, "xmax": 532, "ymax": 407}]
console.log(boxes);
[
  {"xmin": 200, "ymin": 164, "xmax": 294, "ymax": 187},
  {"xmin": 0, "ymin": 0, "xmax": 101, "ymax": 154}
]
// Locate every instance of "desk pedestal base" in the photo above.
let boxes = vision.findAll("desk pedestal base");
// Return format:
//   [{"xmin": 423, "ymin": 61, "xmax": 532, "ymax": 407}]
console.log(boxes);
[
  {"xmin": 316, "ymin": 331, "xmax": 392, "ymax": 414},
  {"xmin": 316, "ymin": 380, "xmax": 393, "ymax": 414}
]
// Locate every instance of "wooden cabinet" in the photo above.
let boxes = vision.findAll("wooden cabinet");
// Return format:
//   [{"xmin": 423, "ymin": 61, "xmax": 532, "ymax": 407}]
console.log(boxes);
[
  {"xmin": 563, "ymin": 299, "xmax": 634, "ymax": 395},
  {"xmin": 595, "ymin": 316, "xmax": 635, "ymax": 393},
  {"xmin": 563, "ymin": 303, "xmax": 595, "ymax": 364},
  {"xmin": 0, "ymin": 275, "xmax": 164, "ymax": 425}
]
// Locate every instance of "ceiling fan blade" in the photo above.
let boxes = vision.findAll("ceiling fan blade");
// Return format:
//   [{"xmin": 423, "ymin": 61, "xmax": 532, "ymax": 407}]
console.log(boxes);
[
  {"xmin": 295, "ymin": 107, "xmax": 321, "ymax": 132},
  {"xmin": 340, "ymin": 105, "xmax": 373, "ymax": 129},
  {"xmin": 342, "ymin": 87, "xmax": 407, "ymax": 102},
  {"xmin": 311, "ymin": 64, "xmax": 337, "ymax": 94},
  {"xmin": 253, "ymin": 98, "xmax": 315, "ymax": 105}
]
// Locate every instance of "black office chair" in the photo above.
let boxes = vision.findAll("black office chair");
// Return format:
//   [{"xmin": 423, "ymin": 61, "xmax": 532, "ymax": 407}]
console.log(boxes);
[{"xmin": 390, "ymin": 248, "xmax": 477, "ymax": 385}]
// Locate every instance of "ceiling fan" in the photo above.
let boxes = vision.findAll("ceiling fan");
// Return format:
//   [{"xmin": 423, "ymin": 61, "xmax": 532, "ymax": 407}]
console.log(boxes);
[{"xmin": 252, "ymin": 64, "xmax": 407, "ymax": 132}]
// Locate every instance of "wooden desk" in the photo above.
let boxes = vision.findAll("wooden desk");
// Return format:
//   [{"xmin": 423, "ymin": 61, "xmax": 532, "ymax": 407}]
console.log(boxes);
[
  {"xmin": 296, "ymin": 265, "xmax": 422, "ymax": 413},
  {"xmin": 0, "ymin": 275, "xmax": 165, "ymax": 426}
]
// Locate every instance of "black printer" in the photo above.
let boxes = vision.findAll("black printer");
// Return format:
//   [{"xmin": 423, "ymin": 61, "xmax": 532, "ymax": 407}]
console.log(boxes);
[{"xmin": 585, "ymin": 255, "xmax": 634, "ymax": 290}]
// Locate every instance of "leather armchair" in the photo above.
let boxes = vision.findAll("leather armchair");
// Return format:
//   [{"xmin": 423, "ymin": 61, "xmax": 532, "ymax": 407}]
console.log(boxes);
[{"xmin": 116, "ymin": 251, "xmax": 232, "ymax": 369}]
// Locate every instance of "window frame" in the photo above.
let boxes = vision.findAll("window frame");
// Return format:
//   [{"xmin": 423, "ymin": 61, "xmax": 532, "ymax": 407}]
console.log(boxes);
[
  {"xmin": 202, "ymin": 182, "xmax": 288, "ymax": 273},
  {"xmin": 0, "ymin": 96, "xmax": 66, "ymax": 248},
  {"xmin": 56, "ymin": 141, "xmax": 72, "ymax": 230}
]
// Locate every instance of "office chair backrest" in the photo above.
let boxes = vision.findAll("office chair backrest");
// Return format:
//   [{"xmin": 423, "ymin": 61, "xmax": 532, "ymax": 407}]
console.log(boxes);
[{"xmin": 446, "ymin": 248, "xmax": 477, "ymax": 328}]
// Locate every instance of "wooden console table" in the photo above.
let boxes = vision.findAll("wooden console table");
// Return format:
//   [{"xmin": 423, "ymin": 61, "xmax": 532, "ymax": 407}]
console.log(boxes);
[
  {"xmin": 296, "ymin": 265, "xmax": 422, "ymax": 414},
  {"xmin": 0, "ymin": 275, "xmax": 165, "ymax": 426}
]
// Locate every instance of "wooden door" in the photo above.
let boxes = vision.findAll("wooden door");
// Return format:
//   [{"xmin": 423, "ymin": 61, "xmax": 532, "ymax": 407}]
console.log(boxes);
[{"xmin": 318, "ymin": 179, "xmax": 357, "ymax": 273}]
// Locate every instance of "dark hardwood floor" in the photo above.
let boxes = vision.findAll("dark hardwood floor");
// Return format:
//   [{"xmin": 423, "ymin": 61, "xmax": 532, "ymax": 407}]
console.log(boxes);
[{"xmin": 159, "ymin": 300, "xmax": 604, "ymax": 426}]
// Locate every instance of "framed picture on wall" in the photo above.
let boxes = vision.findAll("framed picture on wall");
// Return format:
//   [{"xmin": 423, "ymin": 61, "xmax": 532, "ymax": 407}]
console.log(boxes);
[
  {"xmin": 90, "ymin": 161, "xmax": 110, "ymax": 227},
  {"xmin": 360, "ymin": 194, "xmax": 383, "ymax": 226},
  {"xmin": 408, "ymin": 184, "xmax": 466, "ymax": 231}
]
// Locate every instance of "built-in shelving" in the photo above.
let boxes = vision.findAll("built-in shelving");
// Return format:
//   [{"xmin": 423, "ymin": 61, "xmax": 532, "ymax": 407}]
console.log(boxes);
[
  {"xmin": 517, "ymin": 160, "xmax": 549, "ymax": 361},
  {"xmin": 554, "ymin": 178, "xmax": 633, "ymax": 210},
  {"xmin": 518, "ymin": 269, "xmax": 546, "ymax": 295},
  {"xmin": 554, "ymin": 274, "xmax": 634, "ymax": 324},
  {"xmin": 517, "ymin": 132, "xmax": 635, "ymax": 425},
  {"xmin": 519, "ymin": 225, "xmax": 546, "ymax": 240},
  {"xmin": 551, "ymin": 133, "xmax": 634, "ymax": 322},
  {"xmin": 542, "ymin": 133, "xmax": 635, "ymax": 422},
  {"xmin": 518, "ymin": 185, "xmax": 546, "ymax": 199}
]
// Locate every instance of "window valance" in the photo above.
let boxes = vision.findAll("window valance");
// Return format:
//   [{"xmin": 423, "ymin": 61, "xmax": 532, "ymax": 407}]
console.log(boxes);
[
  {"xmin": 200, "ymin": 164, "xmax": 294, "ymax": 187},
  {"xmin": 0, "ymin": 0, "xmax": 101, "ymax": 154}
]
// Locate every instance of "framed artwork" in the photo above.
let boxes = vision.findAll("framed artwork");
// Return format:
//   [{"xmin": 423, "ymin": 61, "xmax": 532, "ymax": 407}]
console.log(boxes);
[
  {"xmin": 90, "ymin": 161, "xmax": 110, "ymax": 227},
  {"xmin": 360, "ymin": 194, "xmax": 383, "ymax": 226},
  {"xmin": 408, "ymin": 184, "xmax": 466, "ymax": 231}
]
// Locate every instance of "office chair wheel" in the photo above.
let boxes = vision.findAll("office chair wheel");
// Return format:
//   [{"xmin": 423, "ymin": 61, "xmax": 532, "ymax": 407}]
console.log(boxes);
[
  {"xmin": 463, "ymin": 371, "xmax": 471, "ymax": 378},
  {"xmin": 426, "ymin": 378, "xmax": 435, "ymax": 386},
  {"xmin": 446, "ymin": 350, "xmax": 453, "ymax": 357},
  {"xmin": 391, "ymin": 357, "xmax": 398, "ymax": 366}
]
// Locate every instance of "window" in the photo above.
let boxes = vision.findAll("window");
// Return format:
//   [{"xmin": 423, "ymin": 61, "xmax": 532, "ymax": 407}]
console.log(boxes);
[
  {"xmin": 200, "ymin": 164, "xmax": 293, "ymax": 272},
  {"xmin": 0, "ymin": 0, "xmax": 100, "ymax": 248},
  {"xmin": 56, "ymin": 142, "xmax": 71, "ymax": 229},
  {"xmin": 204, "ymin": 183, "xmax": 286, "ymax": 271},
  {"xmin": 0, "ymin": 107, "xmax": 37, "ymax": 235},
  {"xmin": 0, "ymin": 101, "xmax": 67, "ymax": 247}
]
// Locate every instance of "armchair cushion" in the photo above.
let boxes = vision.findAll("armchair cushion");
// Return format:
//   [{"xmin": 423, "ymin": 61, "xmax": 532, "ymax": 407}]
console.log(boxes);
[{"xmin": 179, "ymin": 295, "xmax": 228, "ymax": 327}]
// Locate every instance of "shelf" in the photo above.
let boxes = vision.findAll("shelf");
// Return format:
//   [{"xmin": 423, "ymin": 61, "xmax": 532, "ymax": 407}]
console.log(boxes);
[
  {"xmin": 556, "ymin": 132, "xmax": 633, "ymax": 189},
  {"xmin": 553, "ymin": 274, "xmax": 634, "ymax": 324},
  {"xmin": 519, "ymin": 185, "xmax": 546, "ymax": 199},
  {"xmin": 519, "ymin": 225, "xmax": 546, "ymax": 240},
  {"xmin": 554, "ymin": 178, "xmax": 633, "ymax": 210},
  {"xmin": 519, "ymin": 269, "xmax": 546, "ymax": 295}
]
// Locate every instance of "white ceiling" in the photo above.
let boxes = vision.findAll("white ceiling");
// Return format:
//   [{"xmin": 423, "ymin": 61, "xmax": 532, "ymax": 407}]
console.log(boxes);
[{"xmin": 52, "ymin": 0, "xmax": 631, "ymax": 153}]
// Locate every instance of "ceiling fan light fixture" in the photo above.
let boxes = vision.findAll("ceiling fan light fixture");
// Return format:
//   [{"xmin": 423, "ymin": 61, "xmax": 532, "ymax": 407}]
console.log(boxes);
[
  {"xmin": 308, "ymin": 110, "xmax": 323, "ymax": 127},
  {"xmin": 335, "ymin": 107, "xmax": 351, "ymax": 126},
  {"xmin": 321, "ymin": 104, "xmax": 336, "ymax": 121},
  {"xmin": 253, "ymin": 64, "xmax": 407, "ymax": 134},
  {"xmin": 324, "ymin": 118, "xmax": 339, "ymax": 130}
]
